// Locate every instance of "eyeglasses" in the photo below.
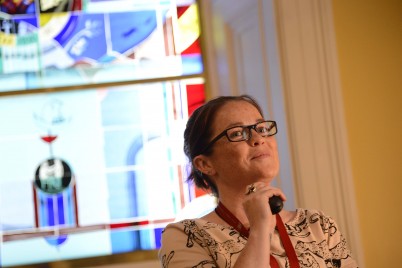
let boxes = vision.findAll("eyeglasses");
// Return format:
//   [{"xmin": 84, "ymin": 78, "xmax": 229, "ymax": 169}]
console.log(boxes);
[{"xmin": 202, "ymin": 120, "xmax": 277, "ymax": 153}]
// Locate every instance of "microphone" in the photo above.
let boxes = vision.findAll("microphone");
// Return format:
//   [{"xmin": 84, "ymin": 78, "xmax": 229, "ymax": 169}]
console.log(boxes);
[{"xmin": 269, "ymin": 196, "xmax": 283, "ymax": 214}]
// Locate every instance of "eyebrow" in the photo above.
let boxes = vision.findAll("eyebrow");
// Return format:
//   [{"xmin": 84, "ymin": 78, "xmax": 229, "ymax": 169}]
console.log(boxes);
[{"xmin": 224, "ymin": 118, "xmax": 266, "ymax": 129}]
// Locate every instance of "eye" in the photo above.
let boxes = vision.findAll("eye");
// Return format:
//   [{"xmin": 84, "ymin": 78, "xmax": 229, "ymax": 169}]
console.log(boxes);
[
  {"xmin": 256, "ymin": 126, "xmax": 269, "ymax": 134},
  {"xmin": 227, "ymin": 127, "xmax": 245, "ymax": 140}
]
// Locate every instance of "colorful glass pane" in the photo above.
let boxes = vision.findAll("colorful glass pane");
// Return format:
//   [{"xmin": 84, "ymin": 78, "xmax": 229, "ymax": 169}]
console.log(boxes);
[{"xmin": 0, "ymin": 0, "xmax": 203, "ymax": 91}]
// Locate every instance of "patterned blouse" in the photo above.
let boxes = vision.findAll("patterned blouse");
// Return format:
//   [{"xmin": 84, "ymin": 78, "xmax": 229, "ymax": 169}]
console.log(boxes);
[{"xmin": 158, "ymin": 209, "xmax": 359, "ymax": 268}]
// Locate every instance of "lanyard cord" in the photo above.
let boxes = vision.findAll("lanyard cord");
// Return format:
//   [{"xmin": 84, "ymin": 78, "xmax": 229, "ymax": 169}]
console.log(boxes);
[{"xmin": 215, "ymin": 201, "xmax": 300, "ymax": 268}]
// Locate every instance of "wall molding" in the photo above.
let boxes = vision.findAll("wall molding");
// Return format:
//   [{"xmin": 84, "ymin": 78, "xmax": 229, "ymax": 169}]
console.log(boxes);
[{"xmin": 274, "ymin": 0, "xmax": 364, "ymax": 265}]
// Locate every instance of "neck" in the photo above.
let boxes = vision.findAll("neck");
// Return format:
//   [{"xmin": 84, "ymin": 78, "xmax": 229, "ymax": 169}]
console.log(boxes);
[
  {"xmin": 217, "ymin": 194, "xmax": 250, "ymax": 228},
  {"xmin": 217, "ymin": 189, "xmax": 292, "ymax": 227},
  {"xmin": 214, "ymin": 177, "xmax": 275, "ymax": 226}
]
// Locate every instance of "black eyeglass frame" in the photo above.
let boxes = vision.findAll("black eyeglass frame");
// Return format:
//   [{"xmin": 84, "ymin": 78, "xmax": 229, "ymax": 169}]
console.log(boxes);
[{"xmin": 200, "ymin": 120, "xmax": 277, "ymax": 154}]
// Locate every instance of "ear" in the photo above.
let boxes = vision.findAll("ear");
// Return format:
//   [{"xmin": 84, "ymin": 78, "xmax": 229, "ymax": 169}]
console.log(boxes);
[{"xmin": 193, "ymin": 155, "xmax": 216, "ymax": 176}]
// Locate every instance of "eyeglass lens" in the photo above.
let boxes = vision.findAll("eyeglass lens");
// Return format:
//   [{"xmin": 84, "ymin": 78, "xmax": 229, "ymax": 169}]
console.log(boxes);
[{"xmin": 227, "ymin": 121, "xmax": 276, "ymax": 142}]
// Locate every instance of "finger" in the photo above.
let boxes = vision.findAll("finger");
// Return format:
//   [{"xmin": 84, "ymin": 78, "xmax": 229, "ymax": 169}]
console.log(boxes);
[
  {"xmin": 245, "ymin": 183, "xmax": 257, "ymax": 195},
  {"xmin": 245, "ymin": 183, "xmax": 287, "ymax": 201}
]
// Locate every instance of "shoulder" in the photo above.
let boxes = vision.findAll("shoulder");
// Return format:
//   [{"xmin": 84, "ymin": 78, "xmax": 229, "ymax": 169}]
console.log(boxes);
[
  {"xmin": 158, "ymin": 219, "xmax": 216, "ymax": 267},
  {"xmin": 159, "ymin": 219, "xmax": 209, "ymax": 255},
  {"xmin": 161, "ymin": 218, "xmax": 225, "ymax": 241},
  {"xmin": 162, "ymin": 217, "xmax": 238, "ymax": 238},
  {"xmin": 285, "ymin": 208, "xmax": 340, "ymax": 237},
  {"xmin": 161, "ymin": 217, "xmax": 247, "ymax": 248},
  {"xmin": 162, "ymin": 219, "xmax": 205, "ymax": 236},
  {"xmin": 159, "ymin": 218, "xmax": 247, "ymax": 267},
  {"xmin": 288, "ymin": 208, "xmax": 336, "ymax": 225},
  {"xmin": 162, "ymin": 218, "xmax": 213, "ymax": 230}
]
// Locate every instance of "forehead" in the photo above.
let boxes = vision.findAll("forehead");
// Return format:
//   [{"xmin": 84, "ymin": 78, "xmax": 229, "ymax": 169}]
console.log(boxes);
[{"xmin": 212, "ymin": 100, "xmax": 263, "ymax": 129}]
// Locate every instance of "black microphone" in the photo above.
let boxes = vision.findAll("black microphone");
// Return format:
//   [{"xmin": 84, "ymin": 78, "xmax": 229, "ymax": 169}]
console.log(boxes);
[{"xmin": 269, "ymin": 195, "xmax": 283, "ymax": 214}]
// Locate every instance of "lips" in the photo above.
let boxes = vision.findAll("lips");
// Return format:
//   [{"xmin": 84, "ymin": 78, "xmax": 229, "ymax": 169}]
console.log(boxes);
[{"xmin": 251, "ymin": 152, "xmax": 271, "ymax": 160}]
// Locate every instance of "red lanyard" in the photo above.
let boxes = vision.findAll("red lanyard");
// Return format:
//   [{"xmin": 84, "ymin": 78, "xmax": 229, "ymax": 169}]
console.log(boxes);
[{"xmin": 215, "ymin": 201, "xmax": 300, "ymax": 268}]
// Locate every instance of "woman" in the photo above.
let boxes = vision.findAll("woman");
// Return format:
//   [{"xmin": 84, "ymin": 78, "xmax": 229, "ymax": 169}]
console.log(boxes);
[{"xmin": 159, "ymin": 95, "xmax": 358, "ymax": 268}]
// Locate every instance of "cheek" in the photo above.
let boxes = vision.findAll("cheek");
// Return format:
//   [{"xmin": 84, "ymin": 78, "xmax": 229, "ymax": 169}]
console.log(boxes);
[
  {"xmin": 211, "ymin": 143, "xmax": 243, "ymax": 168},
  {"xmin": 268, "ymin": 139, "xmax": 280, "ymax": 165},
  {"xmin": 273, "ymin": 144, "xmax": 279, "ymax": 161}
]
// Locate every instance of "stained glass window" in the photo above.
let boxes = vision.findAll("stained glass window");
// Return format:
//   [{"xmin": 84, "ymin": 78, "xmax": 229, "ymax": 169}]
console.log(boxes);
[{"xmin": 0, "ymin": 0, "xmax": 209, "ymax": 266}]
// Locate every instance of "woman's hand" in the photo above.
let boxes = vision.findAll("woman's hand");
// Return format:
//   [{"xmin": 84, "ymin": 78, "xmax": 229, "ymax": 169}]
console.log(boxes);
[
  {"xmin": 242, "ymin": 182, "xmax": 287, "ymax": 234},
  {"xmin": 232, "ymin": 183, "xmax": 287, "ymax": 267}
]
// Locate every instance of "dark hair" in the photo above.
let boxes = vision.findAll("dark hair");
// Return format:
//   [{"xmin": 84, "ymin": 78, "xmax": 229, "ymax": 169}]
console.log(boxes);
[{"xmin": 183, "ymin": 94, "xmax": 264, "ymax": 196}]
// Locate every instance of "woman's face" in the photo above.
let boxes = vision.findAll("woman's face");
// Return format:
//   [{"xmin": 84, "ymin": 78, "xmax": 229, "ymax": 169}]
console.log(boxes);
[{"xmin": 207, "ymin": 100, "xmax": 280, "ymax": 189}]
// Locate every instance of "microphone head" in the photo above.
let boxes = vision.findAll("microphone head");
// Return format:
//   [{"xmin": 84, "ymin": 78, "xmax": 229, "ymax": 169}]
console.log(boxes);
[{"xmin": 269, "ymin": 195, "xmax": 283, "ymax": 214}]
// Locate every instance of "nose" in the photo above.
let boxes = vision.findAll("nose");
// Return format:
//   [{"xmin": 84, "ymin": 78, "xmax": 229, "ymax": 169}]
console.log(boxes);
[{"xmin": 248, "ymin": 128, "xmax": 264, "ymax": 146}]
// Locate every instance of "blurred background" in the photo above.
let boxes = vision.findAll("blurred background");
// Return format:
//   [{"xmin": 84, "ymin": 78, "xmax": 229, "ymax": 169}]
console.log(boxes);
[{"xmin": 0, "ymin": 0, "xmax": 400, "ymax": 267}]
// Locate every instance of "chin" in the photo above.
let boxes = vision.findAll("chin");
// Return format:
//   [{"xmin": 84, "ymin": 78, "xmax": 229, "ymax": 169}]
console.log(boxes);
[
  {"xmin": 262, "ymin": 169, "xmax": 279, "ymax": 181},
  {"xmin": 254, "ymin": 171, "xmax": 278, "ymax": 182},
  {"xmin": 258, "ymin": 178, "xmax": 275, "ymax": 185}
]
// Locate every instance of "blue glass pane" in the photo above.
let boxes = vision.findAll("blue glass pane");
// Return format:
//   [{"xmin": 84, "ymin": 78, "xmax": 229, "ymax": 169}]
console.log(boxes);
[{"xmin": 110, "ymin": 230, "xmax": 140, "ymax": 253}]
